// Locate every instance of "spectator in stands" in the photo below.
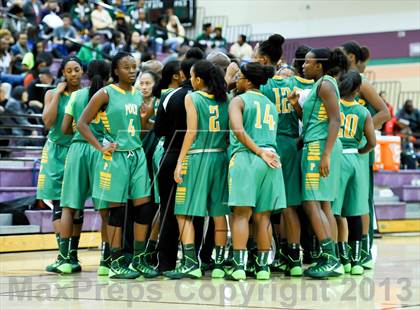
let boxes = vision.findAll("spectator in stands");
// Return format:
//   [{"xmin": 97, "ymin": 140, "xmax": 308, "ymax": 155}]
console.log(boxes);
[
  {"xmin": 229, "ymin": 34, "xmax": 253, "ymax": 61},
  {"xmin": 211, "ymin": 26, "xmax": 227, "ymax": 50},
  {"xmin": 379, "ymin": 90, "xmax": 398, "ymax": 134},
  {"xmin": 91, "ymin": 4, "xmax": 113, "ymax": 35},
  {"xmin": 0, "ymin": 29, "xmax": 15, "ymax": 45},
  {"xmin": 153, "ymin": 15, "xmax": 169, "ymax": 54},
  {"xmin": 0, "ymin": 83, "xmax": 13, "ymax": 151},
  {"xmin": 70, "ymin": 0, "xmax": 92, "ymax": 32},
  {"xmin": 125, "ymin": 30, "xmax": 148, "ymax": 66},
  {"xmin": 23, "ymin": 55, "xmax": 48, "ymax": 88},
  {"xmin": 76, "ymin": 32, "xmax": 103, "ymax": 65},
  {"xmin": 23, "ymin": 0, "xmax": 43, "ymax": 25},
  {"xmin": 115, "ymin": 12, "xmax": 130, "ymax": 41},
  {"xmin": 102, "ymin": 31, "xmax": 125, "ymax": 58},
  {"xmin": 41, "ymin": 0, "xmax": 61, "ymax": 21},
  {"xmin": 27, "ymin": 67, "xmax": 55, "ymax": 114},
  {"xmin": 128, "ymin": 0, "xmax": 147, "ymax": 23},
  {"xmin": 166, "ymin": 14, "xmax": 185, "ymax": 52},
  {"xmin": 5, "ymin": 86, "xmax": 39, "ymax": 143},
  {"xmin": 133, "ymin": 9, "xmax": 151, "ymax": 44},
  {"xmin": 52, "ymin": 13, "xmax": 79, "ymax": 57},
  {"xmin": 397, "ymin": 100, "xmax": 420, "ymax": 134},
  {"xmin": 11, "ymin": 33, "xmax": 30, "ymax": 57},
  {"xmin": 21, "ymin": 40, "xmax": 53, "ymax": 76},
  {"xmin": 2, "ymin": 4, "xmax": 29, "ymax": 40},
  {"xmin": 0, "ymin": 37, "xmax": 24, "ymax": 86},
  {"xmin": 113, "ymin": 0, "xmax": 128, "ymax": 15},
  {"xmin": 196, "ymin": 23, "xmax": 213, "ymax": 50}
]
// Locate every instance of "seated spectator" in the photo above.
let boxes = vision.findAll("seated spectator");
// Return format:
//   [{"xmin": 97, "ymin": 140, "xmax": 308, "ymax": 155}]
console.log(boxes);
[
  {"xmin": 23, "ymin": 0, "xmax": 43, "ymax": 26},
  {"xmin": 11, "ymin": 33, "xmax": 30, "ymax": 57},
  {"xmin": 128, "ymin": 0, "xmax": 147, "ymax": 23},
  {"xmin": 211, "ymin": 26, "xmax": 227, "ymax": 50},
  {"xmin": 397, "ymin": 99, "xmax": 420, "ymax": 134},
  {"xmin": 0, "ymin": 37, "xmax": 24, "ymax": 86},
  {"xmin": 70, "ymin": 0, "xmax": 92, "ymax": 32},
  {"xmin": 125, "ymin": 30, "xmax": 147, "ymax": 66},
  {"xmin": 166, "ymin": 14, "xmax": 185, "ymax": 52},
  {"xmin": 0, "ymin": 29, "xmax": 15, "ymax": 45},
  {"xmin": 40, "ymin": 0, "xmax": 60, "ymax": 21},
  {"xmin": 229, "ymin": 34, "xmax": 253, "ymax": 61},
  {"xmin": 152, "ymin": 15, "xmax": 169, "ymax": 54},
  {"xmin": 21, "ymin": 40, "xmax": 53, "ymax": 74},
  {"xmin": 196, "ymin": 23, "xmax": 213, "ymax": 50},
  {"xmin": 76, "ymin": 32, "xmax": 103, "ymax": 65},
  {"xmin": 113, "ymin": 0, "xmax": 128, "ymax": 15},
  {"xmin": 2, "ymin": 4, "xmax": 29, "ymax": 39},
  {"xmin": 10, "ymin": 33, "xmax": 30, "ymax": 74},
  {"xmin": 27, "ymin": 67, "xmax": 55, "ymax": 114},
  {"xmin": 5, "ymin": 86, "xmax": 39, "ymax": 144},
  {"xmin": 0, "ymin": 83, "xmax": 13, "ymax": 151},
  {"xmin": 91, "ymin": 4, "xmax": 113, "ymax": 37},
  {"xmin": 52, "ymin": 13, "xmax": 79, "ymax": 57},
  {"xmin": 23, "ymin": 55, "xmax": 48, "ymax": 88},
  {"xmin": 115, "ymin": 12, "xmax": 130, "ymax": 40},
  {"xmin": 132, "ymin": 9, "xmax": 151, "ymax": 45},
  {"xmin": 102, "ymin": 30, "xmax": 125, "ymax": 58}
]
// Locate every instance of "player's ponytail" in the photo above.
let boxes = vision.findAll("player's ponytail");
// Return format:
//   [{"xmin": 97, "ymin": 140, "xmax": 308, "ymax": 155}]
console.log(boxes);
[
  {"xmin": 259, "ymin": 34, "xmax": 285, "ymax": 64},
  {"xmin": 192, "ymin": 60, "xmax": 227, "ymax": 102},
  {"xmin": 338, "ymin": 69, "xmax": 362, "ymax": 98},
  {"xmin": 240, "ymin": 62, "xmax": 274, "ymax": 88},
  {"xmin": 328, "ymin": 48, "xmax": 349, "ymax": 77},
  {"xmin": 311, "ymin": 47, "xmax": 349, "ymax": 77},
  {"xmin": 360, "ymin": 46, "xmax": 370, "ymax": 62},
  {"xmin": 87, "ymin": 60, "xmax": 111, "ymax": 101}
]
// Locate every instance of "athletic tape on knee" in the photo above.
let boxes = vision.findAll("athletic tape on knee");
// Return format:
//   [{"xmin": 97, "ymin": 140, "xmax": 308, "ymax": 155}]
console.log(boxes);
[
  {"xmin": 73, "ymin": 210, "xmax": 84, "ymax": 224},
  {"xmin": 133, "ymin": 203, "xmax": 156, "ymax": 225},
  {"xmin": 108, "ymin": 207, "xmax": 125, "ymax": 227},
  {"xmin": 52, "ymin": 200, "xmax": 62, "ymax": 221}
]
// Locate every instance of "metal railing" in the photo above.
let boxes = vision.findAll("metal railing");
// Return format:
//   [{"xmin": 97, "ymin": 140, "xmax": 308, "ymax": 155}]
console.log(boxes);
[
  {"xmin": 398, "ymin": 91, "xmax": 420, "ymax": 110},
  {"xmin": 372, "ymin": 80, "xmax": 402, "ymax": 109},
  {"xmin": 0, "ymin": 113, "xmax": 45, "ymax": 158}
]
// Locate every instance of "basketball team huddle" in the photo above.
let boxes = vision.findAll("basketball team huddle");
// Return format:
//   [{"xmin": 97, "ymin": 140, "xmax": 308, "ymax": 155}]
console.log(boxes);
[{"xmin": 38, "ymin": 33, "xmax": 391, "ymax": 281}]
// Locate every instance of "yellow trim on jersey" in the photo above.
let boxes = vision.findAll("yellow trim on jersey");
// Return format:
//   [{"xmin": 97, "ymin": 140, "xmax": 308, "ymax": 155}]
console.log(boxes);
[
  {"xmin": 358, "ymin": 98, "xmax": 367, "ymax": 106},
  {"xmin": 294, "ymin": 76, "xmax": 314, "ymax": 84},
  {"xmin": 308, "ymin": 141, "xmax": 321, "ymax": 161},
  {"xmin": 37, "ymin": 174, "xmax": 46, "ymax": 188},
  {"xmin": 99, "ymin": 172, "xmax": 112, "ymax": 190},
  {"xmin": 197, "ymin": 91, "xmax": 215, "ymax": 99},
  {"xmin": 99, "ymin": 111, "xmax": 111, "ymax": 132},
  {"xmin": 318, "ymin": 103, "xmax": 328, "ymax": 121},
  {"xmin": 305, "ymin": 172, "xmax": 320, "ymax": 190},
  {"xmin": 41, "ymin": 145, "xmax": 49, "ymax": 164},
  {"xmin": 109, "ymin": 84, "xmax": 135, "ymax": 95},
  {"xmin": 248, "ymin": 90, "xmax": 264, "ymax": 96},
  {"xmin": 272, "ymin": 75, "xmax": 284, "ymax": 80},
  {"xmin": 340, "ymin": 99, "xmax": 358, "ymax": 107},
  {"xmin": 176, "ymin": 186, "xmax": 186, "ymax": 204}
]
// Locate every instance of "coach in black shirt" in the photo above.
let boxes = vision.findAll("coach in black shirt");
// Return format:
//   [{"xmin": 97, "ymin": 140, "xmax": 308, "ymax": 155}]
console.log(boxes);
[{"xmin": 154, "ymin": 58, "xmax": 198, "ymax": 272}]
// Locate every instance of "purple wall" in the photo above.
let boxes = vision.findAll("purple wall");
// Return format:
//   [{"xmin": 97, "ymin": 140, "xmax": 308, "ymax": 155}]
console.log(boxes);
[{"xmin": 282, "ymin": 30, "xmax": 419, "ymax": 60}]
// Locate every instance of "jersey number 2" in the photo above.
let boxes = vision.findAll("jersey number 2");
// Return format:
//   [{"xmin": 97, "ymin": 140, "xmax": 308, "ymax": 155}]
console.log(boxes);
[{"xmin": 209, "ymin": 105, "xmax": 220, "ymax": 132}]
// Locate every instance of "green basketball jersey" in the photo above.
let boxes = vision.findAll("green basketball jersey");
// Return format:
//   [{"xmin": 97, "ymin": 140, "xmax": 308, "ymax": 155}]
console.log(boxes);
[
  {"xmin": 302, "ymin": 75, "xmax": 340, "ymax": 143},
  {"xmin": 338, "ymin": 99, "xmax": 369, "ymax": 149},
  {"xmin": 190, "ymin": 91, "xmax": 228, "ymax": 150},
  {"xmin": 65, "ymin": 87, "xmax": 104, "ymax": 143},
  {"xmin": 230, "ymin": 90, "xmax": 278, "ymax": 155},
  {"xmin": 261, "ymin": 76, "xmax": 314, "ymax": 138},
  {"xmin": 47, "ymin": 88, "xmax": 73, "ymax": 146},
  {"xmin": 102, "ymin": 84, "xmax": 143, "ymax": 151}
]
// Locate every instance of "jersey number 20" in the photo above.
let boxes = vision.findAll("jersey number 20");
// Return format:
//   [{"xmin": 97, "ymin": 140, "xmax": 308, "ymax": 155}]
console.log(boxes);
[{"xmin": 338, "ymin": 113, "xmax": 359, "ymax": 138}]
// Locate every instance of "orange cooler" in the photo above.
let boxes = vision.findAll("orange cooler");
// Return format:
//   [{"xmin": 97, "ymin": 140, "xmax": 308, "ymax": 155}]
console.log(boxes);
[{"xmin": 375, "ymin": 135, "xmax": 401, "ymax": 171}]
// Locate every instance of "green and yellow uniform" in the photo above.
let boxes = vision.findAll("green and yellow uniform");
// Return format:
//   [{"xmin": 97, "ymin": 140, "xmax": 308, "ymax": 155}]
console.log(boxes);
[
  {"xmin": 37, "ymin": 89, "xmax": 73, "ymax": 200},
  {"xmin": 228, "ymin": 90, "xmax": 286, "ymax": 213},
  {"xmin": 261, "ymin": 75, "xmax": 314, "ymax": 206},
  {"xmin": 174, "ymin": 91, "xmax": 229, "ymax": 217},
  {"xmin": 60, "ymin": 88, "xmax": 107, "ymax": 210},
  {"xmin": 357, "ymin": 74, "xmax": 377, "ymax": 251},
  {"xmin": 92, "ymin": 84, "xmax": 151, "ymax": 203},
  {"xmin": 333, "ymin": 99, "xmax": 370, "ymax": 216},
  {"xmin": 301, "ymin": 75, "xmax": 342, "ymax": 202}
]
